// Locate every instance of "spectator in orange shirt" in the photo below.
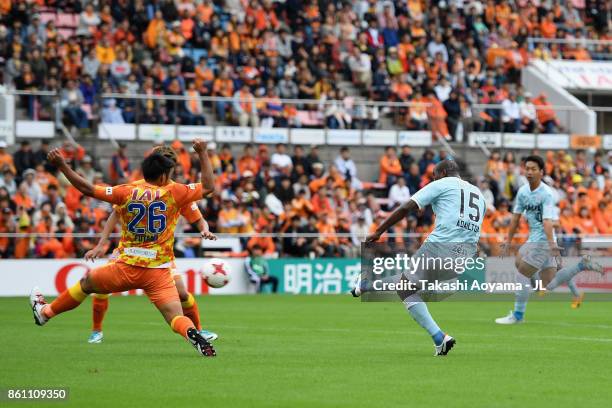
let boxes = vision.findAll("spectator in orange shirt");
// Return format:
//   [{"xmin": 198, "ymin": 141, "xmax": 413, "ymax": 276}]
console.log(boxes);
[
  {"xmin": 533, "ymin": 93, "xmax": 562, "ymax": 134},
  {"xmin": 379, "ymin": 146, "xmax": 402, "ymax": 186},
  {"xmin": 59, "ymin": 140, "xmax": 86, "ymax": 166},
  {"xmin": 13, "ymin": 183, "xmax": 34, "ymax": 212},
  {"xmin": 218, "ymin": 198, "xmax": 244, "ymax": 233},
  {"xmin": 0, "ymin": 141, "xmax": 16, "ymax": 174},
  {"xmin": 0, "ymin": 207, "xmax": 15, "ymax": 258},
  {"xmin": 316, "ymin": 212, "xmax": 339, "ymax": 248},
  {"xmin": 194, "ymin": 57, "xmax": 214, "ymax": 95},
  {"xmin": 109, "ymin": 142, "xmax": 131, "ymax": 184},
  {"xmin": 180, "ymin": 9, "xmax": 194, "ymax": 41},
  {"xmin": 369, "ymin": 212, "xmax": 389, "ymax": 243},
  {"xmin": 311, "ymin": 186, "xmax": 334, "ymax": 216},
  {"xmin": 291, "ymin": 190, "xmax": 314, "ymax": 218},
  {"xmin": 540, "ymin": 12, "xmax": 557, "ymax": 39},
  {"xmin": 238, "ymin": 144, "xmax": 260, "ymax": 176},
  {"xmin": 573, "ymin": 190, "xmax": 594, "ymax": 215},
  {"xmin": 593, "ymin": 201, "xmax": 611, "ymax": 234},
  {"xmin": 247, "ymin": 229, "xmax": 276, "ymax": 256},
  {"xmin": 144, "ymin": 10, "xmax": 166, "ymax": 49},
  {"xmin": 213, "ymin": 70, "xmax": 234, "ymax": 120},
  {"xmin": 426, "ymin": 92, "xmax": 450, "ymax": 140},
  {"xmin": 567, "ymin": 44, "xmax": 591, "ymax": 61},
  {"xmin": 36, "ymin": 215, "xmax": 66, "ymax": 259},
  {"xmin": 56, "ymin": 218, "xmax": 75, "ymax": 258},
  {"xmin": 172, "ymin": 140, "xmax": 192, "ymax": 179},
  {"xmin": 559, "ymin": 206, "xmax": 579, "ymax": 236},
  {"xmin": 64, "ymin": 184, "xmax": 83, "ymax": 214},
  {"xmin": 576, "ymin": 206, "xmax": 598, "ymax": 234}
]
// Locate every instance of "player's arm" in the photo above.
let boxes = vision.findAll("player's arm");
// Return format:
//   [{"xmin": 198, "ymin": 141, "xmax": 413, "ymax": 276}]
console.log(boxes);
[
  {"xmin": 193, "ymin": 139, "xmax": 215, "ymax": 198},
  {"xmin": 180, "ymin": 202, "xmax": 217, "ymax": 240},
  {"xmin": 366, "ymin": 179, "xmax": 442, "ymax": 242},
  {"xmin": 506, "ymin": 213, "xmax": 522, "ymax": 243},
  {"xmin": 197, "ymin": 218, "xmax": 217, "ymax": 241},
  {"xmin": 542, "ymin": 194, "xmax": 559, "ymax": 254},
  {"xmin": 504, "ymin": 190, "xmax": 524, "ymax": 251},
  {"xmin": 47, "ymin": 149, "xmax": 96, "ymax": 197},
  {"xmin": 366, "ymin": 200, "xmax": 419, "ymax": 242},
  {"xmin": 84, "ymin": 210, "xmax": 119, "ymax": 261}
]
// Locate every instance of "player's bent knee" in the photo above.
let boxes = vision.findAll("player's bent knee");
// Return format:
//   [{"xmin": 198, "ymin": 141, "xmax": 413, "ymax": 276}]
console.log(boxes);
[
  {"xmin": 79, "ymin": 276, "xmax": 96, "ymax": 294},
  {"xmin": 518, "ymin": 262, "xmax": 537, "ymax": 278}
]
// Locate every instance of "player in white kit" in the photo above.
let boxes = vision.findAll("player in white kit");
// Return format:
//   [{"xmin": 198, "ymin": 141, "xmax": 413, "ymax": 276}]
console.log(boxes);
[
  {"xmin": 354, "ymin": 160, "xmax": 487, "ymax": 356},
  {"xmin": 495, "ymin": 156, "xmax": 603, "ymax": 324}
]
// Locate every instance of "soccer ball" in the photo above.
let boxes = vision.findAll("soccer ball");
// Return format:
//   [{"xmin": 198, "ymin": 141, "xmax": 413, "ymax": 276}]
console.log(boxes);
[{"xmin": 201, "ymin": 258, "xmax": 231, "ymax": 288}]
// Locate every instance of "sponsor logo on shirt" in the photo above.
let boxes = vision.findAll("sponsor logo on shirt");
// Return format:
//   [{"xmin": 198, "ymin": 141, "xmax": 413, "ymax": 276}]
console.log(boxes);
[{"xmin": 124, "ymin": 247, "xmax": 157, "ymax": 259}]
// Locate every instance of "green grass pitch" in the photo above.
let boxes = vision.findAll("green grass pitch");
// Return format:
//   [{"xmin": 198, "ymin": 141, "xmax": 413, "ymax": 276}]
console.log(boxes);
[{"xmin": 2, "ymin": 294, "xmax": 612, "ymax": 407}]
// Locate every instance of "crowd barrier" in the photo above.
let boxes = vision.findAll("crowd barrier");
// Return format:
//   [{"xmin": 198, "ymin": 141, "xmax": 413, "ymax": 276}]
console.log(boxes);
[{"xmin": 1, "ymin": 257, "xmax": 610, "ymax": 297}]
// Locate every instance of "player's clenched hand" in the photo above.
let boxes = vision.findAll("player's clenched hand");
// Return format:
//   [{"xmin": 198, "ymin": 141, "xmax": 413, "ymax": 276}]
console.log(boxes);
[
  {"xmin": 47, "ymin": 148, "xmax": 66, "ymax": 167},
  {"xmin": 84, "ymin": 245, "xmax": 107, "ymax": 262},
  {"xmin": 365, "ymin": 232, "xmax": 381, "ymax": 243},
  {"xmin": 192, "ymin": 138, "xmax": 207, "ymax": 154},
  {"xmin": 201, "ymin": 230, "xmax": 217, "ymax": 240}
]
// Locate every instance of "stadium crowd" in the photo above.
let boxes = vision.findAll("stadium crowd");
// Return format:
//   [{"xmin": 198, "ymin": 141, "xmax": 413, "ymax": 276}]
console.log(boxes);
[
  {"xmin": 2, "ymin": 0, "xmax": 610, "ymax": 139},
  {"xmin": 0, "ymin": 137, "xmax": 610, "ymax": 259}
]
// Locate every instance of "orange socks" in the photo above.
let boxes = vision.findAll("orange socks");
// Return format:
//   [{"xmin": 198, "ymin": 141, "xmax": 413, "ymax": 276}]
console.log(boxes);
[
  {"xmin": 43, "ymin": 282, "xmax": 89, "ymax": 319},
  {"xmin": 170, "ymin": 316, "xmax": 195, "ymax": 338},
  {"xmin": 181, "ymin": 293, "xmax": 202, "ymax": 331},
  {"xmin": 92, "ymin": 294, "xmax": 110, "ymax": 332}
]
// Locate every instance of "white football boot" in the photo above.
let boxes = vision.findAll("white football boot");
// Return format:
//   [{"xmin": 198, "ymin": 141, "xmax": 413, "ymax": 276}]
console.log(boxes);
[
  {"xmin": 495, "ymin": 310, "xmax": 523, "ymax": 325},
  {"xmin": 434, "ymin": 334, "xmax": 456, "ymax": 356},
  {"xmin": 30, "ymin": 286, "xmax": 49, "ymax": 326}
]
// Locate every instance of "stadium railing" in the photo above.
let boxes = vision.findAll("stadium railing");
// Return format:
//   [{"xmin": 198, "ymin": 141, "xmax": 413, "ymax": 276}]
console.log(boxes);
[
  {"xmin": 0, "ymin": 232, "xmax": 609, "ymax": 259},
  {"xmin": 2, "ymin": 91, "xmax": 612, "ymax": 149}
]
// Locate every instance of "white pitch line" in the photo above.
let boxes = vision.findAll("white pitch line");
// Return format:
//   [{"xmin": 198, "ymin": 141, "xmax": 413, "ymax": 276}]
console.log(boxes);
[
  {"xmin": 208, "ymin": 324, "xmax": 612, "ymax": 343},
  {"xmin": 454, "ymin": 317, "xmax": 612, "ymax": 330}
]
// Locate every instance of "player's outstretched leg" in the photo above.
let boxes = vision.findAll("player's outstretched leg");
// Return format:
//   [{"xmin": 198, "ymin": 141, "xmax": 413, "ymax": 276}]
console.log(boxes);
[
  {"xmin": 547, "ymin": 255, "xmax": 604, "ymax": 292},
  {"xmin": 403, "ymin": 294, "xmax": 455, "ymax": 356},
  {"xmin": 89, "ymin": 294, "xmax": 109, "ymax": 344},
  {"xmin": 30, "ymin": 280, "xmax": 91, "ymax": 326},
  {"xmin": 175, "ymin": 275, "xmax": 218, "ymax": 341}
]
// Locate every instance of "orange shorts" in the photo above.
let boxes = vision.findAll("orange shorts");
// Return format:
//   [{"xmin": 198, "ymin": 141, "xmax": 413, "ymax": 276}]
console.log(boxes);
[{"xmin": 89, "ymin": 262, "xmax": 178, "ymax": 306}]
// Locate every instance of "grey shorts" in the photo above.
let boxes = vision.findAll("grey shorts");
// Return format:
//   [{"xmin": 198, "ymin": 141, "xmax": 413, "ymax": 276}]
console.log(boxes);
[
  {"xmin": 518, "ymin": 242, "xmax": 557, "ymax": 270},
  {"xmin": 401, "ymin": 242, "xmax": 478, "ymax": 282}
]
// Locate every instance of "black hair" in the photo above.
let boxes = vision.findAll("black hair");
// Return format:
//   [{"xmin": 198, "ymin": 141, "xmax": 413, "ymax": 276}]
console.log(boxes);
[
  {"xmin": 142, "ymin": 152, "xmax": 175, "ymax": 182},
  {"xmin": 524, "ymin": 155, "xmax": 545, "ymax": 171},
  {"xmin": 434, "ymin": 159, "xmax": 460, "ymax": 177}
]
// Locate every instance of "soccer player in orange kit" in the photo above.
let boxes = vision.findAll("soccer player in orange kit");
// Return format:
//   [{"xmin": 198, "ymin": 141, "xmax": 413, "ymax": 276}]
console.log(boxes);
[
  {"xmin": 84, "ymin": 146, "xmax": 219, "ymax": 344},
  {"xmin": 30, "ymin": 139, "xmax": 217, "ymax": 357}
]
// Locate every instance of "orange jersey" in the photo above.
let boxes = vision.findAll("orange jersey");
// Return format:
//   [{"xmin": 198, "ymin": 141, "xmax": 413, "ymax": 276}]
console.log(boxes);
[
  {"xmin": 93, "ymin": 180, "xmax": 203, "ymax": 268},
  {"xmin": 131, "ymin": 179, "xmax": 202, "ymax": 224}
]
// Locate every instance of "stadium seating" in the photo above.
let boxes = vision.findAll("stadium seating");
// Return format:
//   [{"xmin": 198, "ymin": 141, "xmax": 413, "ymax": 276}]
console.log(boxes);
[{"xmin": 0, "ymin": 0, "xmax": 610, "ymax": 260}]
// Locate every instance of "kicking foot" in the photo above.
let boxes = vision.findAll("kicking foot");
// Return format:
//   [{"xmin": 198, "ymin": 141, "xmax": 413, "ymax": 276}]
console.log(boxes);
[
  {"xmin": 495, "ymin": 311, "xmax": 523, "ymax": 325},
  {"xmin": 200, "ymin": 329, "xmax": 218, "ymax": 342},
  {"xmin": 29, "ymin": 287, "xmax": 48, "ymax": 326},
  {"xmin": 88, "ymin": 331, "xmax": 104, "ymax": 344},
  {"xmin": 187, "ymin": 328, "xmax": 216, "ymax": 357},
  {"xmin": 434, "ymin": 334, "xmax": 456, "ymax": 356},
  {"xmin": 350, "ymin": 274, "xmax": 362, "ymax": 297},
  {"xmin": 571, "ymin": 294, "xmax": 584, "ymax": 309},
  {"xmin": 581, "ymin": 255, "xmax": 604, "ymax": 275}
]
